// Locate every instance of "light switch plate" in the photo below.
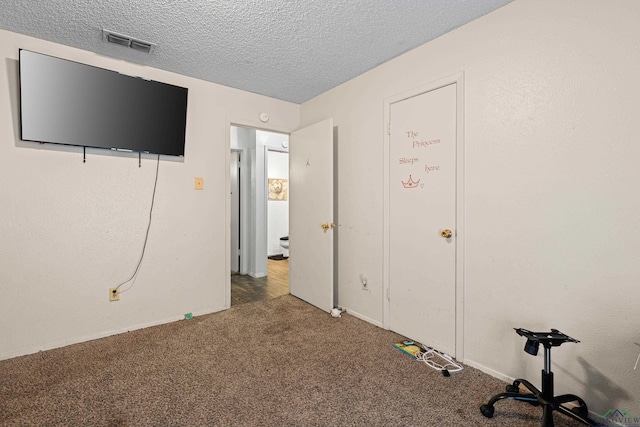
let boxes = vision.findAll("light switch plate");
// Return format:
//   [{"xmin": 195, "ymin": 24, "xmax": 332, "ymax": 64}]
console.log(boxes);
[{"xmin": 194, "ymin": 177, "xmax": 204, "ymax": 190}]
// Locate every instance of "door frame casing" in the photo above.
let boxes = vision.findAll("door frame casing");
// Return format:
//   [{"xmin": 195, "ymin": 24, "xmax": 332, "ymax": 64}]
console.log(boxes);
[
  {"xmin": 230, "ymin": 148, "xmax": 243, "ymax": 274},
  {"xmin": 382, "ymin": 72, "xmax": 465, "ymax": 361}
]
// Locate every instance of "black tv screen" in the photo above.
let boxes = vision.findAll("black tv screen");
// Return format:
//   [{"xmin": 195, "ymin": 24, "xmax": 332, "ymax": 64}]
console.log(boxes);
[{"xmin": 19, "ymin": 49, "xmax": 188, "ymax": 157}]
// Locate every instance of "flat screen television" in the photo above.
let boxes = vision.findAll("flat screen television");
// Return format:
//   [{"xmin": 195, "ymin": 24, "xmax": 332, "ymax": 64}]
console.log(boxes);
[{"xmin": 19, "ymin": 49, "xmax": 188, "ymax": 157}]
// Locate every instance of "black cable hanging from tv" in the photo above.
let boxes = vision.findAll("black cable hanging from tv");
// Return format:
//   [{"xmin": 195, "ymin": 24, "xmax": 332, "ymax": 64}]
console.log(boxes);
[{"xmin": 114, "ymin": 153, "xmax": 161, "ymax": 292}]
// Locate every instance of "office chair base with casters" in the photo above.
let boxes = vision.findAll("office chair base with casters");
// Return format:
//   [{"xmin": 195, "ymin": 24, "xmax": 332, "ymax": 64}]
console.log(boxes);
[{"xmin": 480, "ymin": 328, "xmax": 596, "ymax": 427}]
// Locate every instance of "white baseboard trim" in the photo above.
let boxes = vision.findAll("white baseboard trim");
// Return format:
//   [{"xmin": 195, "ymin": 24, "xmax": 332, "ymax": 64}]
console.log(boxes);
[
  {"xmin": 1, "ymin": 305, "xmax": 226, "ymax": 361},
  {"xmin": 463, "ymin": 359, "xmax": 515, "ymax": 384},
  {"xmin": 343, "ymin": 308, "xmax": 383, "ymax": 328}
]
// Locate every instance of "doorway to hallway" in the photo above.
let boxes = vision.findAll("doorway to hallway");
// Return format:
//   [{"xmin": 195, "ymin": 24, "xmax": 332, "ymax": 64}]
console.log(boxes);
[
  {"xmin": 228, "ymin": 119, "xmax": 335, "ymax": 313},
  {"xmin": 230, "ymin": 125, "xmax": 290, "ymax": 304}
]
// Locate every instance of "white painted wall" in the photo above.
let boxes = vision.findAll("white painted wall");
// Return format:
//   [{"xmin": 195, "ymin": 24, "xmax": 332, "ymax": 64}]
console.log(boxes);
[
  {"xmin": 0, "ymin": 29, "xmax": 299, "ymax": 360},
  {"xmin": 300, "ymin": 0, "xmax": 640, "ymax": 415},
  {"xmin": 267, "ymin": 150, "xmax": 289, "ymax": 256}
]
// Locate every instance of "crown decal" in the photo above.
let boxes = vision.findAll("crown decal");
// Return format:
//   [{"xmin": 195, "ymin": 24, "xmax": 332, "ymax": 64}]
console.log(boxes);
[{"xmin": 401, "ymin": 175, "xmax": 420, "ymax": 188}]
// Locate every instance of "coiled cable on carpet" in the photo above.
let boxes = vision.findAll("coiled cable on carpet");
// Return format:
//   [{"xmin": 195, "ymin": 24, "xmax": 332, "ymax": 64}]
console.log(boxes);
[{"xmin": 415, "ymin": 345, "xmax": 463, "ymax": 376}]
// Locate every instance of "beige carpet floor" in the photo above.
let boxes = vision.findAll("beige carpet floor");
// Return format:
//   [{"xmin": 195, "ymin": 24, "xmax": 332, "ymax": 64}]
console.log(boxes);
[{"xmin": 0, "ymin": 295, "xmax": 593, "ymax": 426}]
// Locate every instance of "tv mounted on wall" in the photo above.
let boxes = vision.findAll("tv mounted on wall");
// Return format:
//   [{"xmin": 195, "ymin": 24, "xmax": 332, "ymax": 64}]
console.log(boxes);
[{"xmin": 19, "ymin": 49, "xmax": 188, "ymax": 157}]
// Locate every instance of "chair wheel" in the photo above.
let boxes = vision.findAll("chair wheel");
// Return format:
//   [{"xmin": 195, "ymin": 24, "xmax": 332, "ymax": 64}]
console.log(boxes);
[
  {"xmin": 480, "ymin": 404, "xmax": 495, "ymax": 418},
  {"xmin": 506, "ymin": 384, "xmax": 519, "ymax": 393},
  {"xmin": 570, "ymin": 405, "xmax": 588, "ymax": 418}
]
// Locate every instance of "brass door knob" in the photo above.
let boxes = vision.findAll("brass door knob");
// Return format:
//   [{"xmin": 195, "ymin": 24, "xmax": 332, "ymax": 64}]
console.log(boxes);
[
  {"xmin": 321, "ymin": 222, "xmax": 336, "ymax": 231},
  {"xmin": 441, "ymin": 229, "xmax": 453, "ymax": 238}
]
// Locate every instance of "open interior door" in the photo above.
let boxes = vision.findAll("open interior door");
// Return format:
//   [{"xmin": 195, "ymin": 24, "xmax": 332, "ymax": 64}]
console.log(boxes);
[{"xmin": 289, "ymin": 119, "xmax": 334, "ymax": 312}]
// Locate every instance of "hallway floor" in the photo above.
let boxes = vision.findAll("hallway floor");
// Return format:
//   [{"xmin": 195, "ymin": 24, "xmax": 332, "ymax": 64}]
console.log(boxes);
[{"xmin": 231, "ymin": 258, "xmax": 289, "ymax": 306}]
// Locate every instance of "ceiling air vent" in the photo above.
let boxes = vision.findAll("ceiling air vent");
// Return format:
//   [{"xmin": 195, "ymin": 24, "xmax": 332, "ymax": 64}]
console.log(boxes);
[
  {"xmin": 130, "ymin": 40, "xmax": 153, "ymax": 53},
  {"xmin": 102, "ymin": 29, "xmax": 156, "ymax": 53},
  {"xmin": 105, "ymin": 32, "xmax": 130, "ymax": 47}
]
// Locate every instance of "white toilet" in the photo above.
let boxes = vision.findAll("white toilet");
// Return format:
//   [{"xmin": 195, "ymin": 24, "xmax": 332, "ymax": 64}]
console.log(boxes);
[{"xmin": 279, "ymin": 236, "xmax": 289, "ymax": 258}]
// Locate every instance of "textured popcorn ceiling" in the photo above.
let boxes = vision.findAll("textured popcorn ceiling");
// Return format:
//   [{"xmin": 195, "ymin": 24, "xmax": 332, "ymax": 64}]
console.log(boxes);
[{"xmin": 0, "ymin": 0, "xmax": 514, "ymax": 103}]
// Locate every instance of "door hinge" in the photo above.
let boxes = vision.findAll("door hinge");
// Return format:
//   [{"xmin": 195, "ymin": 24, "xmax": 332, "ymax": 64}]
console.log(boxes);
[
  {"xmin": 386, "ymin": 122, "xmax": 391, "ymax": 135},
  {"xmin": 386, "ymin": 287, "xmax": 390, "ymax": 300}
]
